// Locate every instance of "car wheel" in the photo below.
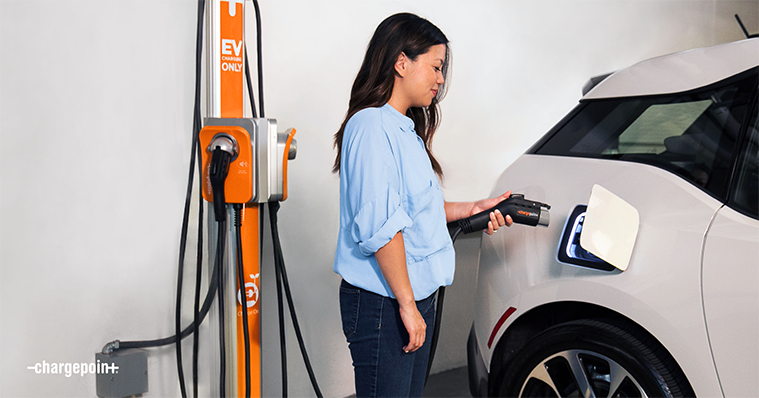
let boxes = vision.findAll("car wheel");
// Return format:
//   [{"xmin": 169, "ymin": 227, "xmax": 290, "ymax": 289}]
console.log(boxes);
[{"xmin": 498, "ymin": 319, "xmax": 693, "ymax": 397}]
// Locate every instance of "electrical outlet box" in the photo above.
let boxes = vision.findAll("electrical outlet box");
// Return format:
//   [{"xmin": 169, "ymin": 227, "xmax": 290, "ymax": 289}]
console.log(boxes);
[{"xmin": 95, "ymin": 349, "xmax": 148, "ymax": 398}]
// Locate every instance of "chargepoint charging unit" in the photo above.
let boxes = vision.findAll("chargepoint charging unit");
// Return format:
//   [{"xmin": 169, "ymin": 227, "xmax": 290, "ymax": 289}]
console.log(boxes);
[
  {"xmin": 200, "ymin": 4, "xmax": 290, "ymax": 397},
  {"xmin": 97, "ymin": 1, "xmax": 303, "ymax": 397},
  {"xmin": 197, "ymin": 1, "xmax": 298, "ymax": 396}
]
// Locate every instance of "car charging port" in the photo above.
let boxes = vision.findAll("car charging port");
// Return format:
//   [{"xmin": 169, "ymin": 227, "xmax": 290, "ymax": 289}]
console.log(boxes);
[{"xmin": 556, "ymin": 205, "xmax": 615, "ymax": 272}]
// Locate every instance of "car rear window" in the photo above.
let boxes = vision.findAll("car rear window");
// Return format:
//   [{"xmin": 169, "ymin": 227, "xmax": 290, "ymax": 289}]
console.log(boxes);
[
  {"xmin": 729, "ymin": 101, "xmax": 759, "ymax": 219},
  {"xmin": 534, "ymin": 68, "xmax": 757, "ymax": 201}
]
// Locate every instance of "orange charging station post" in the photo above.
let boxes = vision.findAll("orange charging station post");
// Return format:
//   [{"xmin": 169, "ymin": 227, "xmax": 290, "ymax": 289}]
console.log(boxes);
[
  {"xmin": 201, "ymin": 2, "xmax": 297, "ymax": 395},
  {"xmin": 209, "ymin": 0, "xmax": 260, "ymax": 396}
]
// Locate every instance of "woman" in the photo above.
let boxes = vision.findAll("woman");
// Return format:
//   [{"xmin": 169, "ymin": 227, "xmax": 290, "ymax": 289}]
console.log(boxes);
[{"xmin": 332, "ymin": 12, "xmax": 512, "ymax": 397}]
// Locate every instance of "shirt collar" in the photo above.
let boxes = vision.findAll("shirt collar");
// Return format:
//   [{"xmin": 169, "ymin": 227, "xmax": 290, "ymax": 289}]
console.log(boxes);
[{"xmin": 382, "ymin": 103, "xmax": 416, "ymax": 133}]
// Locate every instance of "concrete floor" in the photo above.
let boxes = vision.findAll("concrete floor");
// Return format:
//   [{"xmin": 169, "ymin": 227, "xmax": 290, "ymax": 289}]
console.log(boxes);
[
  {"xmin": 344, "ymin": 365, "xmax": 471, "ymax": 397},
  {"xmin": 423, "ymin": 366, "xmax": 471, "ymax": 398}
]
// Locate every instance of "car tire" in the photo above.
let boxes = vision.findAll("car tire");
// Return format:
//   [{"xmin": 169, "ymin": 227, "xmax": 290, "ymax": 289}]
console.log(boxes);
[{"xmin": 497, "ymin": 319, "xmax": 694, "ymax": 397}]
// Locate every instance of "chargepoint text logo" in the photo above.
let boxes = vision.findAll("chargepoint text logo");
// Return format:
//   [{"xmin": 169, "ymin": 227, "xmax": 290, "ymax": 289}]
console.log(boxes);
[{"xmin": 27, "ymin": 360, "xmax": 119, "ymax": 377}]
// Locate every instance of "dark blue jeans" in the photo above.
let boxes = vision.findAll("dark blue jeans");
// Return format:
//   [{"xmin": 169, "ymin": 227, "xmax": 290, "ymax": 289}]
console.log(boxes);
[{"xmin": 339, "ymin": 279, "xmax": 436, "ymax": 398}]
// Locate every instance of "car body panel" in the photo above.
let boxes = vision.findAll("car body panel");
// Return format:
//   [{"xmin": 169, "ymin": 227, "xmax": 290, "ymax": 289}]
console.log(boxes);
[
  {"xmin": 473, "ymin": 154, "xmax": 724, "ymax": 397},
  {"xmin": 702, "ymin": 205, "xmax": 759, "ymax": 398},
  {"xmin": 584, "ymin": 39, "xmax": 758, "ymax": 100}
]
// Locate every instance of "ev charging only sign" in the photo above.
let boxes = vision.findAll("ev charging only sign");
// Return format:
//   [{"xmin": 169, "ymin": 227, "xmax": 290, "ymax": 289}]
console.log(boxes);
[{"xmin": 222, "ymin": 39, "xmax": 243, "ymax": 72}]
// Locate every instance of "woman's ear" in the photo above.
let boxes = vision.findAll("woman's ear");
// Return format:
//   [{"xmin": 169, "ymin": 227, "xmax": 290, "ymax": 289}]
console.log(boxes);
[{"xmin": 394, "ymin": 52, "xmax": 408, "ymax": 77}]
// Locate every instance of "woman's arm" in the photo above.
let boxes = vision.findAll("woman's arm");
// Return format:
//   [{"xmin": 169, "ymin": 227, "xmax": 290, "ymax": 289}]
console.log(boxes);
[
  {"xmin": 374, "ymin": 231, "xmax": 426, "ymax": 353},
  {"xmin": 444, "ymin": 191, "xmax": 513, "ymax": 234}
]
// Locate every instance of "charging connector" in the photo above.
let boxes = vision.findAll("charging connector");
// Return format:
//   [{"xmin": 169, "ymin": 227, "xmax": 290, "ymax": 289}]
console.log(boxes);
[
  {"xmin": 450, "ymin": 194, "xmax": 551, "ymax": 235},
  {"xmin": 208, "ymin": 135, "xmax": 237, "ymax": 221}
]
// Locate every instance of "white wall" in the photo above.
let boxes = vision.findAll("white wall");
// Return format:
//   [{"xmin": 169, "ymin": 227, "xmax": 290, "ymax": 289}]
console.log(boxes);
[{"xmin": 1, "ymin": 1, "xmax": 756, "ymax": 397}]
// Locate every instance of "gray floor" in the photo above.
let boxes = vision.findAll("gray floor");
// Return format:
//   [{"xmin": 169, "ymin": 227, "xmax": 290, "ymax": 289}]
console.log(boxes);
[
  {"xmin": 423, "ymin": 366, "xmax": 470, "ymax": 398},
  {"xmin": 345, "ymin": 365, "xmax": 471, "ymax": 398}
]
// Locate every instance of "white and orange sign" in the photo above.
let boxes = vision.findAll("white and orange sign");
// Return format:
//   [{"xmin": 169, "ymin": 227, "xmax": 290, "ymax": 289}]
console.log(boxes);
[
  {"xmin": 211, "ymin": 1, "xmax": 261, "ymax": 396},
  {"xmin": 219, "ymin": 0, "xmax": 244, "ymax": 118}
]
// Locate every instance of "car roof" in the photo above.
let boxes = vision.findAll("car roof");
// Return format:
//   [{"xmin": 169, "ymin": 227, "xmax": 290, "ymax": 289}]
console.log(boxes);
[{"xmin": 583, "ymin": 38, "xmax": 758, "ymax": 100}]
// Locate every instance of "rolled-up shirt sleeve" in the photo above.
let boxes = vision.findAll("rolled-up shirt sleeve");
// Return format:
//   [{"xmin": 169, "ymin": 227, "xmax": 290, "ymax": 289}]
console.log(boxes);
[
  {"xmin": 352, "ymin": 188, "xmax": 413, "ymax": 256},
  {"xmin": 342, "ymin": 110, "xmax": 413, "ymax": 256}
]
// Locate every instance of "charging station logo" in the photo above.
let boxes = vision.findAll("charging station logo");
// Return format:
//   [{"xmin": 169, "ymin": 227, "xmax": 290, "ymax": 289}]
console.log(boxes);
[
  {"xmin": 237, "ymin": 273, "xmax": 259, "ymax": 308},
  {"xmin": 27, "ymin": 360, "xmax": 118, "ymax": 377}
]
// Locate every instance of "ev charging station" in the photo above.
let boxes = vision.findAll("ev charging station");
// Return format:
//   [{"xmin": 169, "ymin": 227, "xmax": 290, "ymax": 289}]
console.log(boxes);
[
  {"xmin": 200, "ymin": 0, "xmax": 297, "ymax": 396},
  {"xmin": 97, "ymin": 1, "xmax": 299, "ymax": 397}
]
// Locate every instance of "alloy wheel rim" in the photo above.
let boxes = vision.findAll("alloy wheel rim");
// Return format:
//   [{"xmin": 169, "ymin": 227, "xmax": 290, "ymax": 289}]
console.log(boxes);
[{"xmin": 519, "ymin": 349, "xmax": 649, "ymax": 398}]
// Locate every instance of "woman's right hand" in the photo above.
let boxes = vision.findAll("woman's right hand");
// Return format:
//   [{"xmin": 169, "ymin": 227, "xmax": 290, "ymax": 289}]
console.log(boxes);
[{"xmin": 399, "ymin": 302, "xmax": 426, "ymax": 353}]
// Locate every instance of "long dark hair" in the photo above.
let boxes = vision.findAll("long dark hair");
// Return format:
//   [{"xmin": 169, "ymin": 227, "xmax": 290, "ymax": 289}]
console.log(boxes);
[{"xmin": 332, "ymin": 12, "xmax": 450, "ymax": 177}]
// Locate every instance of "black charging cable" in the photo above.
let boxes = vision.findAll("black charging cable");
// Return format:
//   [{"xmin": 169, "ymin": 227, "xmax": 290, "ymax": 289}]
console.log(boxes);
[
  {"xmin": 425, "ymin": 195, "xmax": 551, "ymax": 384},
  {"xmin": 233, "ymin": 6, "xmax": 293, "ymax": 376},
  {"xmin": 100, "ymin": 245, "xmax": 220, "ymax": 351},
  {"xmin": 233, "ymin": 204, "xmax": 252, "ymax": 398},
  {"xmin": 208, "ymin": 143, "xmax": 236, "ymax": 397},
  {"xmin": 244, "ymin": 52, "xmax": 257, "ymax": 119},
  {"xmin": 274, "ymin": 209, "xmax": 289, "ymax": 396},
  {"xmin": 187, "ymin": 0, "xmax": 206, "ymax": 396},
  {"xmin": 251, "ymin": 0, "xmax": 264, "ymax": 118},
  {"xmin": 215, "ymin": 220, "xmax": 227, "ymax": 397},
  {"xmin": 239, "ymin": 5, "xmax": 260, "ymax": 397},
  {"xmin": 424, "ymin": 230, "xmax": 459, "ymax": 385},
  {"xmin": 249, "ymin": 2, "xmax": 323, "ymax": 395},
  {"xmin": 191, "ymin": 188, "xmax": 204, "ymax": 398},
  {"xmin": 268, "ymin": 202, "xmax": 324, "ymax": 398}
]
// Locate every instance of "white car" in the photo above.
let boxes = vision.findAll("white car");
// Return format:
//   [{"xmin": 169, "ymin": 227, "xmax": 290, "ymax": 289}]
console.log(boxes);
[{"xmin": 467, "ymin": 38, "xmax": 758, "ymax": 397}]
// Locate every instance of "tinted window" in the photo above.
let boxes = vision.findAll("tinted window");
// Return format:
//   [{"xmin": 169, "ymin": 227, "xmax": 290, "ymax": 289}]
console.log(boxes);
[
  {"xmin": 536, "ymin": 68, "xmax": 757, "ymax": 200},
  {"xmin": 729, "ymin": 102, "xmax": 759, "ymax": 219}
]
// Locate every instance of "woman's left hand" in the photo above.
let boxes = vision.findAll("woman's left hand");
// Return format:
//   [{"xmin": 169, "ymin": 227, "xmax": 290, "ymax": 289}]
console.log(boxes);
[{"xmin": 470, "ymin": 191, "xmax": 513, "ymax": 235}]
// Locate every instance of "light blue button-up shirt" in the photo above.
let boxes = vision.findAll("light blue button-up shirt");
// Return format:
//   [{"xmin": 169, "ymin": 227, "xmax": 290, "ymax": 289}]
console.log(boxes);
[{"xmin": 333, "ymin": 104, "xmax": 454, "ymax": 300}]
